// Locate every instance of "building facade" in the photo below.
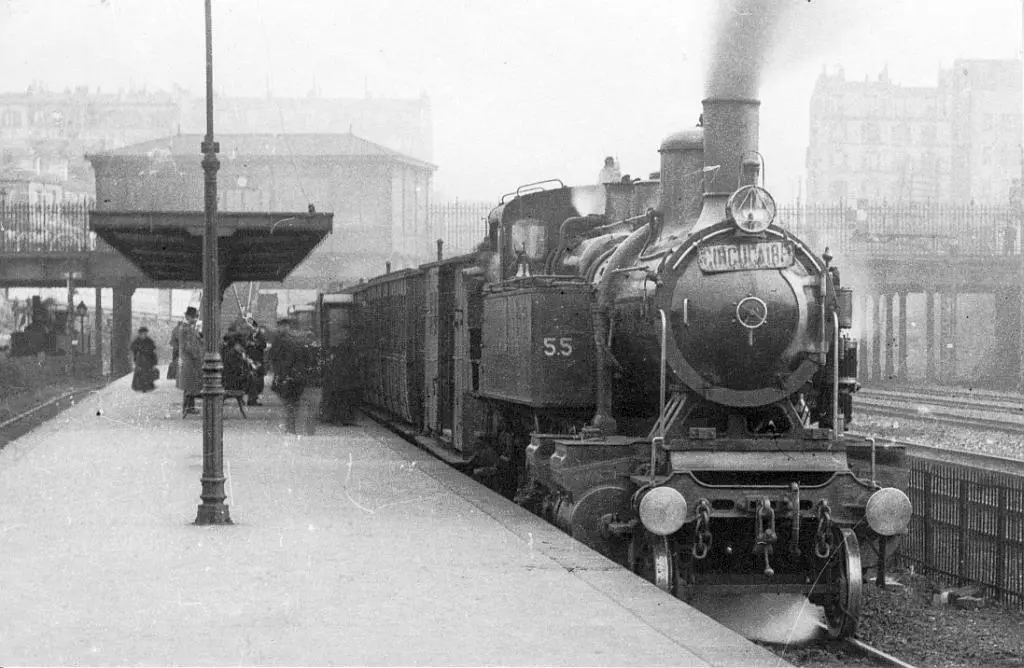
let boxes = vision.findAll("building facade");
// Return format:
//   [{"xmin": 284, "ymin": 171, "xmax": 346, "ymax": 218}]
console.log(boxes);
[
  {"xmin": 0, "ymin": 84, "xmax": 433, "ymax": 209},
  {"xmin": 177, "ymin": 92, "xmax": 433, "ymax": 164},
  {"xmin": 87, "ymin": 132, "xmax": 436, "ymax": 287},
  {"xmin": 806, "ymin": 60, "xmax": 1022, "ymax": 205}
]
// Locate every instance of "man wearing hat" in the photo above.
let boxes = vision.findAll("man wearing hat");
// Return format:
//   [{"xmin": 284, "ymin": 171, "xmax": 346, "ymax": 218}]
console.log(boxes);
[{"xmin": 174, "ymin": 306, "xmax": 203, "ymax": 414}]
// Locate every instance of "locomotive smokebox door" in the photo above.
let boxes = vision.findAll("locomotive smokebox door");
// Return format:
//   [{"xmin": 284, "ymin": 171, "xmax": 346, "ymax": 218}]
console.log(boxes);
[{"xmin": 478, "ymin": 278, "xmax": 596, "ymax": 408}]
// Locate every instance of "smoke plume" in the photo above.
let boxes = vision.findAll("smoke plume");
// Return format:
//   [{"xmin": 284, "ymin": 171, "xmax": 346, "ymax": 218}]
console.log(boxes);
[{"xmin": 705, "ymin": 0, "xmax": 799, "ymax": 99}]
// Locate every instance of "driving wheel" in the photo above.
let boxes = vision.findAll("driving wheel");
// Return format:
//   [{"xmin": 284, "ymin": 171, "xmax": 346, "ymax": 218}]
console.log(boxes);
[
  {"xmin": 629, "ymin": 532, "xmax": 676, "ymax": 595},
  {"xmin": 824, "ymin": 527, "xmax": 863, "ymax": 639}
]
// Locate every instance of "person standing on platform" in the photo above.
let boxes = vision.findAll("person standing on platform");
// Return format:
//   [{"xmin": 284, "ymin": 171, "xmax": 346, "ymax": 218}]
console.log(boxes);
[
  {"xmin": 175, "ymin": 306, "xmax": 203, "ymax": 414},
  {"xmin": 321, "ymin": 325, "xmax": 362, "ymax": 425},
  {"xmin": 269, "ymin": 317, "xmax": 316, "ymax": 434},
  {"xmin": 268, "ymin": 317, "xmax": 303, "ymax": 432},
  {"xmin": 245, "ymin": 322, "xmax": 268, "ymax": 406},
  {"xmin": 130, "ymin": 327, "xmax": 158, "ymax": 393},
  {"xmin": 221, "ymin": 332, "xmax": 254, "ymax": 395}
]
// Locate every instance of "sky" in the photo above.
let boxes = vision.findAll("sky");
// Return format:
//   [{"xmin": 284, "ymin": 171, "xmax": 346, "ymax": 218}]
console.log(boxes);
[{"xmin": 1, "ymin": 0, "xmax": 1022, "ymax": 203}]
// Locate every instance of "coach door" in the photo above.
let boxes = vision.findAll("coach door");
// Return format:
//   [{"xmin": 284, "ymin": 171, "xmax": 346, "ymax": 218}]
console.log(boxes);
[
  {"xmin": 450, "ymin": 266, "xmax": 484, "ymax": 453},
  {"xmin": 436, "ymin": 264, "xmax": 457, "ymax": 443},
  {"xmin": 423, "ymin": 267, "xmax": 440, "ymax": 435}
]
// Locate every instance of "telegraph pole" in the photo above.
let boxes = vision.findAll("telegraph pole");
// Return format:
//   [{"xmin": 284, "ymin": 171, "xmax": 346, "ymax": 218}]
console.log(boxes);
[{"xmin": 195, "ymin": 0, "xmax": 231, "ymax": 525}]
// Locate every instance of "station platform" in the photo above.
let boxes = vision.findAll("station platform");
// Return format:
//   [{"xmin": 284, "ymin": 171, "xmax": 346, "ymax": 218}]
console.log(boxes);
[{"xmin": 0, "ymin": 371, "xmax": 787, "ymax": 666}]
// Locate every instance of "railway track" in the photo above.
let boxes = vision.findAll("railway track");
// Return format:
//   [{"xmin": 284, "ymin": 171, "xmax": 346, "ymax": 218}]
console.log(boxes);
[
  {"xmin": 857, "ymin": 386, "xmax": 1024, "ymax": 434},
  {"xmin": 763, "ymin": 623, "xmax": 920, "ymax": 667},
  {"xmin": 0, "ymin": 383, "xmax": 108, "ymax": 448}
]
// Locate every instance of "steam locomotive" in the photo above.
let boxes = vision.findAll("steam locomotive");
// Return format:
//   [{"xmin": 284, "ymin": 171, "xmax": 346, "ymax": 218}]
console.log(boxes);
[{"xmin": 345, "ymin": 95, "xmax": 912, "ymax": 639}]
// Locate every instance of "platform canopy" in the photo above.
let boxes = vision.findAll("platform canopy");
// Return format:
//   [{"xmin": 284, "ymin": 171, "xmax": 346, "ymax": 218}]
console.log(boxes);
[{"xmin": 89, "ymin": 211, "xmax": 332, "ymax": 283}]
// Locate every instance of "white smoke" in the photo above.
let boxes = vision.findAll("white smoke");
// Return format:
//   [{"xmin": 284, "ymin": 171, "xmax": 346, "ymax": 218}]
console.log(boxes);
[{"xmin": 571, "ymin": 186, "xmax": 607, "ymax": 217}]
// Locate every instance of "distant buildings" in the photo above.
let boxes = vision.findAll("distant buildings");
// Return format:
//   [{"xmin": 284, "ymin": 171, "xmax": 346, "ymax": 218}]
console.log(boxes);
[
  {"xmin": 0, "ymin": 84, "xmax": 181, "ymax": 203},
  {"xmin": 805, "ymin": 59, "xmax": 1022, "ymax": 205},
  {"xmin": 0, "ymin": 83, "xmax": 433, "ymax": 207}
]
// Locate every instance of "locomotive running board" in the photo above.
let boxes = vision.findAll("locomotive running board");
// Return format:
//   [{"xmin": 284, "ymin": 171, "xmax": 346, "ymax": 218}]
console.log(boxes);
[{"xmin": 360, "ymin": 404, "xmax": 475, "ymax": 468}]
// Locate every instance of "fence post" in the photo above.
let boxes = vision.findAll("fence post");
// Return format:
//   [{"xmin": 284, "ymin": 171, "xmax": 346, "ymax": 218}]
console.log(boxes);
[
  {"xmin": 996, "ymin": 486, "xmax": 1007, "ymax": 605},
  {"xmin": 957, "ymin": 477, "xmax": 969, "ymax": 586},
  {"xmin": 923, "ymin": 467, "xmax": 933, "ymax": 569}
]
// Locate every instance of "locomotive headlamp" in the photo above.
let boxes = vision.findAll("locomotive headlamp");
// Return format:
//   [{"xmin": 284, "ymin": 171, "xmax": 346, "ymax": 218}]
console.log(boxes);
[
  {"xmin": 726, "ymin": 185, "xmax": 777, "ymax": 234},
  {"xmin": 638, "ymin": 486, "xmax": 687, "ymax": 536},
  {"xmin": 865, "ymin": 487, "xmax": 912, "ymax": 536}
]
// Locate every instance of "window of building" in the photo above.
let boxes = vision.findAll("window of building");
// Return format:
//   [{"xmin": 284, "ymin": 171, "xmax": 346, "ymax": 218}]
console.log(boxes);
[
  {"xmin": 920, "ymin": 125, "xmax": 936, "ymax": 144},
  {"xmin": 862, "ymin": 121, "xmax": 881, "ymax": 143},
  {"xmin": 827, "ymin": 178, "xmax": 843, "ymax": 199},
  {"xmin": 0, "ymin": 109, "xmax": 21, "ymax": 128},
  {"xmin": 894, "ymin": 122, "xmax": 911, "ymax": 143}
]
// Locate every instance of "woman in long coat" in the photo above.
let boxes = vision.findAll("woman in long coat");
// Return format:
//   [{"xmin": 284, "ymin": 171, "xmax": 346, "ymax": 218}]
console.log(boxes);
[
  {"xmin": 175, "ymin": 307, "xmax": 204, "ymax": 413},
  {"xmin": 130, "ymin": 327, "xmax": 158, "ymax": 392}
]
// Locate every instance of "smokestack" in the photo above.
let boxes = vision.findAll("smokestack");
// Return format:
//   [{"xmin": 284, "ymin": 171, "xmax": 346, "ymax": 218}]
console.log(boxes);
[
  {"xmin": 657, "ymin": 128, "xmax": 704, "ymax": 238},
  {"xmin": 691, "ymin": 97, "xmax": 760, "ymax": 233}
]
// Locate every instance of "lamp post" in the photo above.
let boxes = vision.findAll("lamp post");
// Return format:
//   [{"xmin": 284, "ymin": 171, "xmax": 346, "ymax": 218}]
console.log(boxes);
[
  {"xmin": 195, "ymin": 0, "xmax": 231, "ymax": 525},
  {"xmin": 76, "ymin": 301, "xmax": 88, "ymax": 355}
]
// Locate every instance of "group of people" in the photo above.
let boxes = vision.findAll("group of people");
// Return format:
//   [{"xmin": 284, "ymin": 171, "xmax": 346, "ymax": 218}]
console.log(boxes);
[
  {"xmin": 129, "ymin": 307, "xmax": 269, "ymax": 412},
  {"xmin": 220, "ymin": 323, "xmax": 268, "ymax": 406},
  {"xmin": 128, "ymin": 306, "xmax": 357, "ymax": 435}
]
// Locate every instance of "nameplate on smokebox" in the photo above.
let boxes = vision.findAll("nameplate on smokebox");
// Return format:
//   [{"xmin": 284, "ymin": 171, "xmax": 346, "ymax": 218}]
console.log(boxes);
[{"xmin": 698, "ymin": 241, "xmax": 794, "ymax": 273}]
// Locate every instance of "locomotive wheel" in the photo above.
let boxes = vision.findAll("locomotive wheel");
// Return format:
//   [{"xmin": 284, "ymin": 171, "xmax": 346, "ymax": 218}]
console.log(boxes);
[
  {"xmin": 823, "ymin": 527, "xmax": 863, "ymax": 639},
  {"xmin": 567, "ymin": 485, "xmax": 631, "ymax": 565},
  {"xmin": 629, "ymin": 533, "xmax": 676, "ymax": 595}
]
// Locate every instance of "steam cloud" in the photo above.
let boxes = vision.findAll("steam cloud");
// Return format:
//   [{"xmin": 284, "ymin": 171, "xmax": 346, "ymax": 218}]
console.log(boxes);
[{"xmin": 705, "ymin": 0, "xmax": 798, "ymax": 99}]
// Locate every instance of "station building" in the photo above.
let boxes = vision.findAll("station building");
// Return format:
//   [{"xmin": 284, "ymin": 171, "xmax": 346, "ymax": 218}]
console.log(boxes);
[{"xmin": 87, "ymin": 131, "xmax": 437, "ymax": 290}]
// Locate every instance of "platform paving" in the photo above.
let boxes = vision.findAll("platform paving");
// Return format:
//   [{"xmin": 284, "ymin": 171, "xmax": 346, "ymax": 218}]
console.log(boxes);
[{"xmin": 0, "ymin": 372, "xmax": 788, "ymax": 666}]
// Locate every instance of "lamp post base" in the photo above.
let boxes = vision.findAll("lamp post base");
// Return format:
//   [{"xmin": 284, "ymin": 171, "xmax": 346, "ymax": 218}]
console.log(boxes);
[
  {"xmin": 195, "ymin": 474, "xmax": 232, "ymax": 525},
  {"xmin": 195, "ymin": 502, "xmax": 232, "ymax": 525}
]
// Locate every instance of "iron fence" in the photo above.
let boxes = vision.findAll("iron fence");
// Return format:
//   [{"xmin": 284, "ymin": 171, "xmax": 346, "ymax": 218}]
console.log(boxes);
[
  {"xmin": 429, "ymin": 200, "xmax": 492, "ymax": 256},
  {"xmin": 780, "ymin": 202, "xmax": 1019, "ymax": 257},
  {"xmin": 0, "ymin": 201, "xmax": 98, "ymax": 253},
  {"xmin": 903, "ymin": 456, "xmax": 1024, "ymax": 609}
]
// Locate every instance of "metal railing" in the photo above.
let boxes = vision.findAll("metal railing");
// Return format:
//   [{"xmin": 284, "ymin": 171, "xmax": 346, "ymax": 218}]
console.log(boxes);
[
  {"xmin": 0, "ymin": 201, "xmax": 99, "ymax": 253},
  {"xmin": 780, "ymin": 202, "xmax": 1020, "ymax": 257},
  {"xmin": 429, "ymin": 200, "xmax": 492, "ymax": 255},
  {"xmin": 2, "ymin": 198, "xmax": 1019, "ymax": 260},
  {"xmin": 903, "ymin": 456, "xmax": 1024, "ymax": 609}
]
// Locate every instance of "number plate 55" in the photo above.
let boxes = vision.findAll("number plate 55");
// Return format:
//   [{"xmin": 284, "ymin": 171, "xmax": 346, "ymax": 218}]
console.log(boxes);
[{"xmin": 542, "ymin": 336, "xmax": 573, "ymax": 357}]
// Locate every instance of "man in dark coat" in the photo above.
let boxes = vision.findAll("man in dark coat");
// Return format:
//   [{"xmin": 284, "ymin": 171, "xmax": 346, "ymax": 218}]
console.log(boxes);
[
  {"xmin": 221, "ymin": 332, "xmax": 253, "ymax": 394},
  {"xmin": 130, "ymin": 327, "xmax": 158, "ymax": 392},
  {"xmin": 245, "ymin": 323, "xmax": 268, "ymax": 406},
  {"xmin": 321, "ymin": 324, "xmax": 362, "ymax": 425},
  {"xmin": 269, "ymin": 318, "xmax": 320, "ymax": 434}
]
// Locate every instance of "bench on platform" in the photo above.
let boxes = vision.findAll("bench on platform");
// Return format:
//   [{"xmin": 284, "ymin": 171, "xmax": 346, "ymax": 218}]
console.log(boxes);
[{"xmin": 181, "ymin": 391, "xmax": 248, "ymax": 419}]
